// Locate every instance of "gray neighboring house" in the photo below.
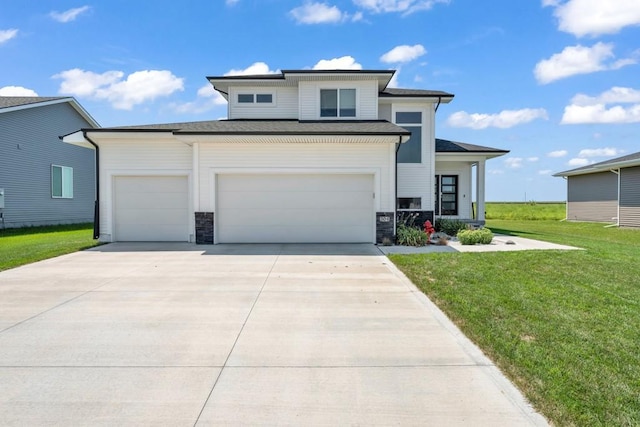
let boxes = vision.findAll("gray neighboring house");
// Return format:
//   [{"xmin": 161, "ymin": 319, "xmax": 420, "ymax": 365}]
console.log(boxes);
[
  {"xmin": 554, "ymin": 151, "xmax": 640, "ymax": 227},
  {"xmin": 0, "ymin": 97, "xmax": 99, "ymax": 228}
]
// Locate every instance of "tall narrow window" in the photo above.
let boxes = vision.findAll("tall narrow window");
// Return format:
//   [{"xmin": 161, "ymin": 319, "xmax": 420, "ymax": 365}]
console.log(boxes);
[
  {"xmin": 320, "ymin": 89, "xmax": 356, "ymax": 118},
  {"xmin": 396, "ymin": 112, "xmax": 422, "ymax": 163},
  {"xmin": 52, "ymin": 165, "xmax": 73, "ymax": 198}
]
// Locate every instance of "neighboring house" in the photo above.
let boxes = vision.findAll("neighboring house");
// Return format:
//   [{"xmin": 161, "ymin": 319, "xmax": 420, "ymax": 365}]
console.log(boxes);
[
  {"xmin": 64, "ymin": 69, "xmax": 507, "ymax": 244},
  {"xmin": 0, "ymin": 97, "xmax": 99, "ymax": 229},
  {"xmin": 554, "ymin": 151, "xmax": 640, "ymax": 227}
]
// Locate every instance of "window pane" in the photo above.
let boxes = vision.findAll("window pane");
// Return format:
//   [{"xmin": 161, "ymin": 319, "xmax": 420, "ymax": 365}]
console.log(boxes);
[
  {"xmin": 397, "ymin": 126, "xmax": 422, "ymax": 163},
  {"xmin": 256, "ymin": 94, "xmax": 272, "ymax": 103},
  {"xmin": 320, "ymin": 89, "xmax": 337, "ymax": 117},
  {"xmin": 63, "ymin": 167, "xmax": 73, "ymax": 198},
  {"xmin": 396, "ymin": 112, "xmax": 422, "ymax": 124},
  {"xmin": 339, "ymin": 89, "xmax": 356, "ymax": 117},
  {"xmin": 397, "ymin": 197, "xmax": 421, "ymax": 209},
  {"xmin": 442, "ymin": 176, "xmax": 455, "ymax": 185},
  {"xmin": 442, "ymin": 185, "xmax": 455, "ymax": 193},
  {"xmin": 52, "ymin": 166, "xmax": 62, "ymax": 197},
  {"xmin": 238, "ymin": 94, "xmax": 253, "ymax": 103}
]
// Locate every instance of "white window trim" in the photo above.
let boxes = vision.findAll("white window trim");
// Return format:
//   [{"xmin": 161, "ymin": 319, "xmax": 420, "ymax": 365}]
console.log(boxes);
[
  {"xmin": 234, "ymin": 91, "xmax": 276, "ymax": 106},
  {"xmin": 318, "ymin": 87, "xmax": 358, "ymax": 120},
  {"xmin": 51, "ymin": 164, "xmax": 73, "ymax": 199}
]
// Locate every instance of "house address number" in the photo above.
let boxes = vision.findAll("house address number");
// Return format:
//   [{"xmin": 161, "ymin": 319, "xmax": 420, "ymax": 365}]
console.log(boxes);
[{"xmin": 379, "ymin": 216, "xmax": 391, "ymax": 223}]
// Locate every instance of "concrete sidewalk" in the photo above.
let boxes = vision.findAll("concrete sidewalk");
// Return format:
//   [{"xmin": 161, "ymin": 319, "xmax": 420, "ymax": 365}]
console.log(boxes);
[{"xmin": 0, "ymin": 243, "xmax": 548, "ymax": 426}]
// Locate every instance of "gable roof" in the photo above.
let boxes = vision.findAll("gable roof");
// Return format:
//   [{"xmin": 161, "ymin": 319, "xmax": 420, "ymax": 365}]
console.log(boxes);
[
  {"xmin": 554, "ymin": 151, "xmax": 640, "ymax": 177},
  {"xmin": 436, "ymin": 138, "xmax": 509, "ymax": 156},
  {"xmin": 0, "ymin": 96, "xmax": 100, "ymax": 127}
]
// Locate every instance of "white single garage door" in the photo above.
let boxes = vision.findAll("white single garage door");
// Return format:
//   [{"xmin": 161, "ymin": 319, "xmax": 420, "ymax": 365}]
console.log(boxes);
[
  {"xmin": 217, "ymin": 174, "xmax": 374, "ymax": 243},
  {"xmin": 114, "ymin": 176, "xmax": 189, "ymax": 241}
]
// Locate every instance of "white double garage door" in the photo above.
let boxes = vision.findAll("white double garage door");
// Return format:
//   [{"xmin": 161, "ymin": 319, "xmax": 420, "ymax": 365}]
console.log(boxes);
[{"xmin": 113, "ymin": 174, "xmax": 375, "ymax": 243}]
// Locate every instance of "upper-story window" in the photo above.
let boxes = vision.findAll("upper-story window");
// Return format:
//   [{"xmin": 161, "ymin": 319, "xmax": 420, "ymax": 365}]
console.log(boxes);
[
  {"xmin": 237, "ymin": 93, "xmax": 274, "ymax": 104},
  {"xmin": 320, "ymin": 89, "xmax": 356, "ymax": 118},
  {"xmin": 396, "ymin": 112, "xmax": 422, "ymax": 163}
]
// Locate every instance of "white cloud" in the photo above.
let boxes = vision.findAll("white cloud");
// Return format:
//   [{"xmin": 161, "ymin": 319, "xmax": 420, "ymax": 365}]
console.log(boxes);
[
  {"xmin": 548, "ymin": 150, "xmax": 568, "ymax": 157},
  {"xmin": 380, "ymin": 44, "xmax": 426, "ymax": 63},
  {"xmin": 528, "ymin": 157, "xmax": 539, "ymax": 162},
  {"xmin": 53, "ymin": 68, "xmax": 184, "ymax": 110},
  {"xmin": 50, "ymin": 6, "xmax": 90, "ymax": 23},
  {"xmin": 0, "ymin": 85, "xmax": 38, "ymax": 96},
  {"xmin": 561, "ymin": 87, "xmax": 640, "ymax": 124},
  {"xmin": 353, "ymin": 0, "xmax": 450, "ymax": 15},
  {"xmin": 544, "ymin": 0, "xmax": 640, "ymax": 37},
  {"xmin": 505, "ymin": 157, "xmax": 524, "ymax": 169},
  {"xmin": 534, "ymin": 42, "xmax": 636, "ymax": 84},
  {"xmin": 538, "ymin": 169, "xmax": 553, "ymax": 175},
  {"xmin": 290, "ymin": 2, "xmax": 350, "ymax": 24},
  {"xmin": 488, "ymin": 169, "xmax": 504, "ymax": 175},
  {"xmin": 578, "ymin": 147, "xmax": 621, "ymax": 158},
  {"xmin": 568, "ymin": 158, "xmax": 591, "ymax": 167},
  {"xmin": 446, "ymin": 108, "xmax": 548, "ymax": 129},
  {"xmin": 0, "ymin": 29, "xmax": 18, "ymax": 44},
  {"xmin": 312, "ymin": 56, "xmax": 362, "ymax": 70},
  {"xmin": 224, "ymin": 62, "xmax": 278, "ymax": 76},
  {"xmin": 171, "ymin": 84, "xmax": 227, "ymax": 114}
]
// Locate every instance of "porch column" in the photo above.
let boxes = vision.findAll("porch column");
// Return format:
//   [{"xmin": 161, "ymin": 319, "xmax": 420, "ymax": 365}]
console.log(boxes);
[{"xmin": 476, "ymin": 159, "xmax": 486, "ymax": 222}]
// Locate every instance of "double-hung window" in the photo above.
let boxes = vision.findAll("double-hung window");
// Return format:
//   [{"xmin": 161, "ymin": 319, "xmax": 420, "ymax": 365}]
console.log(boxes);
[
  {"xmin": 320, "ymin": 89, "xmax": 356, "ymax": 118},
  {"xmin": 51, "ymin": 165, "xmax": 73, "ymax": 198}
]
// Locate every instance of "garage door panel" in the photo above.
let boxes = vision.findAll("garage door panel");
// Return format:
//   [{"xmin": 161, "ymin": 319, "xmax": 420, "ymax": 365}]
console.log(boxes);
[
  {"xmin": 217, "ymin": 174, "xmax": 374, "ymax": 243},
  {"xmin": 219, "ymin": 191, "xmax": 371, "ymax": 210},
  {"xmin": 114, "ymin": 176, "xmax": 189, "ymax": 242}
]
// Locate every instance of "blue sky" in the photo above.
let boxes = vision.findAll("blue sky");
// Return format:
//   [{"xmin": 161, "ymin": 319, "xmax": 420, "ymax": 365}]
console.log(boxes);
[{"xmin": 1, "ymin": 0, "xmax": 639, "ymax": 201}]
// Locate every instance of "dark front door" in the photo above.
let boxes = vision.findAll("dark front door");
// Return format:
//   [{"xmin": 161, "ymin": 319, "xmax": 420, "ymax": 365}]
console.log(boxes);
[{"xmin": 435, "ymin": 175, "xmax": 458, "ymax": 216}]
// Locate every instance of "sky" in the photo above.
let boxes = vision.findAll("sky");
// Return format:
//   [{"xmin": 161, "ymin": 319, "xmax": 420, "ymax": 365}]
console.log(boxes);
[{"xmin": 1, "ymin": 0, "xmax": 639, "ymax": 202}]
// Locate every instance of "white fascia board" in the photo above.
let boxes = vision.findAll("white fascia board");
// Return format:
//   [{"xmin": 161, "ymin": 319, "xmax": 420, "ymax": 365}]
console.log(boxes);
[
  {"xmin": 175, "ymin": 134, "xmax": 404, "ymax": 145},
  {"xmin": 1, "ymin": 97, "xmax": 100, "ymax": 128},
  {"xmin": 436, "ymin": 153, "xmax": 505, "ymax": 162},
  {"xmin": 378, "ymin": 96, "xmax": 453, "ymax": 105},
  {"xmin": 62, "ymin": 130, "xmax": 95, "ymax": 149}
]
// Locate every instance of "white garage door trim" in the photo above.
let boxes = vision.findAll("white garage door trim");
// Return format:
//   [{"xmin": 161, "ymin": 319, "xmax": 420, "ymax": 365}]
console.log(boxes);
[
  {"xmin": 112, "ymin": 175, "xmax": 190, "ymax": 242},
  {"xmin": 216, "ymin": 172, "xmax": 376, "ymax": 243}
]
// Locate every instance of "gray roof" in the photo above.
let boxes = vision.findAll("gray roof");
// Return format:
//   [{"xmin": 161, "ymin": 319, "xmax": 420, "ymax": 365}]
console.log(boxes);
[
  {"xmin": 0, "ymin": 96, "xmax": 68, "ymax": 109},
  {"xmin": 91, "ymin": 119, "xmax": 411, "ymax": 136},
  {"xmin": 380, "ymin": 88, "xmax": 454, "ymax": 98},
  {"xmin": 436, "ymin": 138, "xmax": 509, "ymax": 154},
  {"xmin": 554, "ymin": 151, "xmax": 640, "ymax": 177}
]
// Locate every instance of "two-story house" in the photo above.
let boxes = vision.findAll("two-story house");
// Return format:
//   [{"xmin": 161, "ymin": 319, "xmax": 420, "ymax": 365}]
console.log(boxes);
[{"xmin": 64, "ymin": 69, "xmax": 507, "ymax": 243}]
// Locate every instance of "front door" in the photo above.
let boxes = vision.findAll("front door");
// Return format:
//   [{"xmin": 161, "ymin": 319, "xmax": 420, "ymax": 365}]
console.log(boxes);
[{"xmin": 435, "ymin": 175, "xmax": 458, "ymax": 216}]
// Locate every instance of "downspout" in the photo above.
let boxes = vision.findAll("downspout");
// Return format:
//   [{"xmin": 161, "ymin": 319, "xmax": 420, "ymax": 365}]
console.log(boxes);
[
  {"xmin": 434, "ymin": 96, "xmax": 442, "ymax": 113},
  {"xmin": 395, "ymin": 135, "xmax": 402, "ymax": 239},
  {"xmin": 83, "ymin": 131, "xmax": 100, "ymax": 239},
  {"xmin": 606, "ymin": 169, "xmax": 620, "ymax": 228}
]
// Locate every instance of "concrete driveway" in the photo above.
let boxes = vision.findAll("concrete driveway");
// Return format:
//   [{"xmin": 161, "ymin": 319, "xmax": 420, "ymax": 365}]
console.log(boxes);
[{"xmin": 0, "ymin": 243, "xmax": 547, "ymax": 426}]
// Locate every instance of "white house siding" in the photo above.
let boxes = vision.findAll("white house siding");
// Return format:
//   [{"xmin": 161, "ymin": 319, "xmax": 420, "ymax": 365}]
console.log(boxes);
[
  {"xmin": 567, "ymin": 171, "xmax": 617, "ymax": 222},
  {"xmin": 435, "ymin": 161, "xmax": 472, "ymax": 219},
  {"xmin": 197, "ymin": 142, "xmax": 394, "ymax": 215},
  {"xmin": 98, "ymin": 139, "xmax": 192, "ymax": 241},
  {"xmin": 298, "ymin": 80, "xmax": 378, "ymax": 120},
  {"xmin": 394, "ymin": 104, "xmax": 435, "ymax": 211},
  {"xmin": 228, "ymin": 86, "xmax": 298, "ymax": 119},
  {"xmin": 620, "ymin": 166, "xmax": 640, "ymax": 227}
]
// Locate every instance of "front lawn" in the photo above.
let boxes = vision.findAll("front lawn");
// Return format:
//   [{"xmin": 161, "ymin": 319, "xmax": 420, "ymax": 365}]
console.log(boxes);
[
  {"xmin": 389, "ymin": 221, "xmax": 640, "ymax": 426},
  {"xmin": 0, "ymin": 223, "xmax": 100, "ymax": 272}
]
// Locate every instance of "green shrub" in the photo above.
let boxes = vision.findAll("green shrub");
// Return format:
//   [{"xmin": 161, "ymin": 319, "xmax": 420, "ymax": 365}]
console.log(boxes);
[
  {"xmin": 435, "ymin": 218, "xmax": 468, "ymax": 236},
  {"xmin": 396, "ymin": 224, "xmax": 428, "ymax": 246},
  {"xmin": 458, "ymin": 227, "xmax": 494, "ymax": 245}
]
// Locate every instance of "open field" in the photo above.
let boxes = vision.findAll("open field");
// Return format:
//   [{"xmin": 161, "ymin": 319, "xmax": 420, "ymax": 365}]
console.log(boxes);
[
  {"xmin": 389, "ymin": 220, "xmax": 640, "ymax": 426},
  {"xmin": 482, "ymin": 202, "xmax": 566, "ymax": 220},
  {"xmin": 0, "ymin": 223, "xmax": 100, "ymax": 272}
]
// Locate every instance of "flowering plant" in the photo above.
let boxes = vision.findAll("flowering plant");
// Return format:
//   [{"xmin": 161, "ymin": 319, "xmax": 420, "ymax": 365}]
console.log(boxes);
[{"xmin": 424, "ymin": 220, "xmax": 435, "ymax": 242}]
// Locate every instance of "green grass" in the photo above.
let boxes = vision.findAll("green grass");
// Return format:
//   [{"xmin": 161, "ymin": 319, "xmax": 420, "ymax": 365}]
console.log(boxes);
[
  {"xmin": 0, "ymin": 223, "xmax": 100, "ymax": 272},
  {"xmin": 389, "ymin": 220, "xmax": 640, "ymax": 426},
  {"xmin": 482, "ymin": 202, "xmax": 566, "ymax": 220}
]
